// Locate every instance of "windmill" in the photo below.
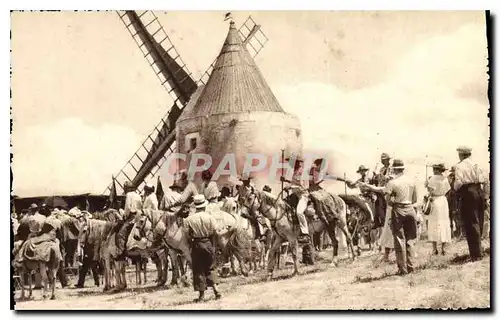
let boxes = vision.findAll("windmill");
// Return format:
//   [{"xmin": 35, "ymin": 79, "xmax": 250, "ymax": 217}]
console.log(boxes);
[{"xmin": 104, "ymin": 11, "xmax": 269, "ymax": 195}]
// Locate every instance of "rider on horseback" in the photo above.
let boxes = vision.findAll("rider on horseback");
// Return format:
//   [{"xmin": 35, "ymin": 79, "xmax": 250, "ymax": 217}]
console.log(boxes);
[
  {"xmin": 237, "ymin": 174, "xmax": 271, "ymax": 241},
  {"xmin": 282, "ymin": 157, "xmax": 310, "ymax": 244},
  {"xmin": 115, "ymin": 181, "xmax": 142, "ymax": 259}
]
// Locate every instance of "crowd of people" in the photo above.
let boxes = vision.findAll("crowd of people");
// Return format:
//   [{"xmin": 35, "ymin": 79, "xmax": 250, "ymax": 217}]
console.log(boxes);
[
  {"xmin": 344, "ymin": 146, "xmax": 490, "ymax": 275},
  {"xmin": 12, "ymin": 145, "xmax": 490, "ymax": 301}
]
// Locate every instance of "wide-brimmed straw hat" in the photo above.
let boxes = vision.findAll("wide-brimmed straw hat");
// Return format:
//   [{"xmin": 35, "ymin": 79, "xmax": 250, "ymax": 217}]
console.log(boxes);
[{"xmin": 193, "ymin": 194, "xmax": 208, "ymax": 209}]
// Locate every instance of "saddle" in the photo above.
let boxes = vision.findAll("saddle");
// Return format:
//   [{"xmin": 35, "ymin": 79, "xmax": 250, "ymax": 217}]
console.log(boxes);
[{"xmin": 14, "ymin": 232, "xmax": 62, "ymax": 264}]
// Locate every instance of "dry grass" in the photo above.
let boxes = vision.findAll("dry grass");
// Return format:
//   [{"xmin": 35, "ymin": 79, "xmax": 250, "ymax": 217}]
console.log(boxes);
[{"xmin": 14, "ymin": 239, "xmax": 490, "ymax": 310}]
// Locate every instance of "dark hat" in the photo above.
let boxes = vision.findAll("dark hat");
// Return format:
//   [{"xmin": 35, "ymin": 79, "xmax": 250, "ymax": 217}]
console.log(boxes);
[
  {"xmin": 285, "ymin": 154, "xmax": 304, "ymax": 162},
  {"xmin": 391, "ymin": 159, "xmax": 405, "ymax": 169},
  {"xmin": 240, "ymin": 173, "xmax": 254, "ymax": 181},
  {"xmin": 356, "ymin": 165, "xmax": 369, "ymax": 174},
  {"xmin": 202, "ymin": 169, "xmax": 213, "ymax": 181},
  {"xmin": 432, "ymin": 163, "xmax": 447, "ymax": 172},
  {"xmin": 263, "ymin": 185, "xmax": 272, "ymax": 192},
  {"xmin": 144, "ymin": 183, "xmax": 155, "ymax": 192},
  {"xmin": 380, "ymin": 153, "xmax": 391, "ymax": 160}
]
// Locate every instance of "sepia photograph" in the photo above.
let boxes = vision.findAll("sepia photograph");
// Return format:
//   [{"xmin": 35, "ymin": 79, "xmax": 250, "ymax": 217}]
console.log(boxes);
[{"xmin": 10, "ymin": 9, "xmax": 491, "ymax": 310}]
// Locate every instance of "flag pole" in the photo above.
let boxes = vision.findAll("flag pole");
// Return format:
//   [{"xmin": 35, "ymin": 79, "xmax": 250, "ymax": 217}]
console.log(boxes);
[
  {"xmin": 281, "ymin": 149, "xmax": 285, "ymax": 200},
  {"xmin": 344, "ymin": 172, "xmax": 347, "ymax": 196}
]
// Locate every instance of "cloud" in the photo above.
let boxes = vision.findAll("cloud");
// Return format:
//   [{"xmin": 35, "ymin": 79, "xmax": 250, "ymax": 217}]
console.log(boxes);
[
  {"xmin": 272, "ymin": 23, "xmax": 489, "ymax": 195},
  {"xmin": 12, "ymin": 118, "xmax": 142, "ymax": 197}
]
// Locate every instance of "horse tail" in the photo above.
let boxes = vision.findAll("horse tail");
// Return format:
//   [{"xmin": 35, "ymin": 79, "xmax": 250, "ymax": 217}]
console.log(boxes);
[{"xmin": 227, "ymin": 229, "xmax": 252, "ymax": 260}]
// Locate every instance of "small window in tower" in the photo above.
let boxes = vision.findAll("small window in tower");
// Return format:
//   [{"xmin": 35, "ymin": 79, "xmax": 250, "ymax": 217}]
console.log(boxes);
[
  {"xmin": 190, "ymin": 138, "xmax": 197, "ymax": 151},
  {"xmin": 185, "ymin": 132, "xmax": 200, "ymax": 153}
]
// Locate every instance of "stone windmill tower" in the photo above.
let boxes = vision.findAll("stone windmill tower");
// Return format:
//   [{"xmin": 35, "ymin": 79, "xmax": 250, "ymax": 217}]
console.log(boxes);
[
  {"xmin": 107, "ymin": 11, "xmax": 301, "ymax": 194},
  {"xmin": 176, "ymin": 21, "xmax": 302, "ymax": 189}
]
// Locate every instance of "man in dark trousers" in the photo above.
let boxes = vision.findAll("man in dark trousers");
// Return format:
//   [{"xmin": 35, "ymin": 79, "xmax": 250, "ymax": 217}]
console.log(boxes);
[
  {"xmin": 453, "ymin": 146, "xmax": 487, "ymax": 261},
  {"xmin": 184, "ymin": 194, "xmax": 221, "ymax": 302},
  {"xmin": 360, "ymin": 159, "xmax": 418, "ymax": 275}
]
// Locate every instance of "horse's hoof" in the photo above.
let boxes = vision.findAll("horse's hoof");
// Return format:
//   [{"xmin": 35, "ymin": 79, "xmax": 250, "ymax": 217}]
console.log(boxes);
[{"xmin": 50, "ymin": 295, "xmax": 56, "ymax": 300}]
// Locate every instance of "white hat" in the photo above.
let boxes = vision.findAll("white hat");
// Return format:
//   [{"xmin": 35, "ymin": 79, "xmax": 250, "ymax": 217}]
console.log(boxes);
[
  {"xmin": 193, "ymin": 194, "xmax": 208, "ymax": 209},
  {"xmin": 68, "ymin": 207, "xmax": 82, "ymax": 218},
  {"xmin": 456, "ymin": 146, "xmax": 472, "ymax": 154}
]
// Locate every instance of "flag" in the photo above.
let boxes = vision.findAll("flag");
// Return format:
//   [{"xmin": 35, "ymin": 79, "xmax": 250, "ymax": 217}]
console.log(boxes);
[
  {"xmin": 109, "ymin": 175, "xmax": 117, "ymax": 209},
  {"xmin": 156, "ymin": 176, "xmax": 165, "ymax": 204},
  {"xmin": 224, "ymin": 12, "xmax": 233, "ymax": 21}
]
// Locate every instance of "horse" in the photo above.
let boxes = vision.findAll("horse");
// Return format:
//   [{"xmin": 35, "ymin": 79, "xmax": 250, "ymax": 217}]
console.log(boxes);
[
  {"xmin": 130, "ymin": 206, "xmax": 192, "ymax": 288},
  {"xmin": 219, "ymin": 197, "xmax": 264, "ymax": 273},
  {"xmin": 338, "ymin": 194, "xmax": 376, "ymax": 255},
  {"xmin": 13, "ymin": 224, "xmax": 63, "ymax": 301},
  {"xmin": 239, "ymin": 188, "xmax": 356, "ymax": 280},
  {"xmin": 78, "ymin": 216, "xmax": 114, "ymax": 291},
  {"xmin": 204, "ymin": 200, "xmax": 252, "ymax": 277}
]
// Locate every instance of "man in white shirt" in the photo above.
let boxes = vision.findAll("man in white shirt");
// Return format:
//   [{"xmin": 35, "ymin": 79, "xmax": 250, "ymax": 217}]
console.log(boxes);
[
  {"xmin": 115, "ymin": 181, "xmax": 143, "ymax": 259},
  {"xmin": 454, "ymin": 146, "xmax": 487, "ymax": 261},
  {"xmin": 360, "ymin": 159, "xmax": 418, "ymax": 275},
  {"xmin": 143, "ymin": 183, "xmax": 158, "ymax": 211}
]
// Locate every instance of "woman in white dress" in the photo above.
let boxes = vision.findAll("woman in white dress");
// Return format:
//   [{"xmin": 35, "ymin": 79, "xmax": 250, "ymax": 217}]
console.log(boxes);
[{"xmin": 425, "ymin": 163, "xmax": 452, "ymax": 255}]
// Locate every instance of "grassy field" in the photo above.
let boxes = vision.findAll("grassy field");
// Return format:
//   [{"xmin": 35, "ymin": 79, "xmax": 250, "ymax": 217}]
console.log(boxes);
[{"xmin": 14, "ymin": 239, "xmax": 490, "ymax": 310}]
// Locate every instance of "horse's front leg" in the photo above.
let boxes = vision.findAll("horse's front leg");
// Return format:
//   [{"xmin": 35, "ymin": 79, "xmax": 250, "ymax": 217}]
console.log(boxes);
[
  {"xmin": 27, "ymin": 270, "xmax": 33, "ymax": 299},
  {"xmin": 337, "ymin": 220, "xmax": 356, "ymax": 261},
  {"xmin": 289, "ymin": 241, "xmax": 299, "ymax": 277},
  {"xmin": 39, "ymin": 263, "xmax": 48, "ymax": 299},
  {"xmin": 230, "ymin": 255, "xmax": 238, "ymax": 276},
  {"xmin": 235, "ymin": 250, "xmax": 249, "ymax": 277},
  {"xmin": 266, "ymin": 234, "xmax": 283, "ymax": 280},
  {"xmin": 177, "ymin": 254, "xmax": 190, "ymax": 287},
  {"xmin": 103, "ymin": 259, "xmax": 111, "ymax": 292},
  {"xmin": 135, "ymin": 260, "xmax": 140, "ymax": 286},
  {"xmin": 168, "ymin": 250, "xmax": 179, "ymax": 286},
  {"xmin": 18, "ymin": 269, "xmax": 26, "ymax": 301},
  {"xmin": 49, "ymin": 267, "xmax": 57, "ymax": 300},
  {"xmin": 325, "ymin": 222, "xmax": 339, "ymax": 266}
]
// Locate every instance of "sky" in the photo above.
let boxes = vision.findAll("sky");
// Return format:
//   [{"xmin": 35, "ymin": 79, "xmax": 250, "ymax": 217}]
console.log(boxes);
[{"xmin": 11, "ymin": 11, "xmax": 490, "ymax": 197}]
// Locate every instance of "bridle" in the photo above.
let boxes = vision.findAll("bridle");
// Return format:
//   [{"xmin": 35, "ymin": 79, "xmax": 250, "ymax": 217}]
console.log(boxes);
[{"xmin": 241, "ymin": 188, "xmax": 288, "ymax": 224}]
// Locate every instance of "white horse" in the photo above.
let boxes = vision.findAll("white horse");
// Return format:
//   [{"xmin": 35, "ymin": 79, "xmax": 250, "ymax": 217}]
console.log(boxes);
[{"xmin": 239, "ymin": 188, "xmax": 355, "ymax": 280}]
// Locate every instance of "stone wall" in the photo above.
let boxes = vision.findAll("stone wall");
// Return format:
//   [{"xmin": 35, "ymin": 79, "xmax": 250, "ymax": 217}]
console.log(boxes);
[{"xmin": 176, "ymin": 111, "xmax": 302, "ymax": 189}]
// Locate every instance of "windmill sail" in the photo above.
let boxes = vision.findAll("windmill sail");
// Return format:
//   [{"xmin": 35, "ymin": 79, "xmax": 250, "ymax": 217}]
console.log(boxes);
[{"xmin": 106, "ymin": 12, "xmax": 269, "ymax": 195}]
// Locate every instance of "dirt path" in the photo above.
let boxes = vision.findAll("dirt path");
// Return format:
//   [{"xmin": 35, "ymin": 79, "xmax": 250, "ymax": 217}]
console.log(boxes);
[{"xmin": 14, "ymin": 239, "xmax": 490, "ymax": 310}]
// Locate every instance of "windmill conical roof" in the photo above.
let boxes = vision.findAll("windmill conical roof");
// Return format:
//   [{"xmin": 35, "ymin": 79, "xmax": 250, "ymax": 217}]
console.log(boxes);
[{"xmin": 180, "ymin": 21, "xmax": 284, "ymax": 120}]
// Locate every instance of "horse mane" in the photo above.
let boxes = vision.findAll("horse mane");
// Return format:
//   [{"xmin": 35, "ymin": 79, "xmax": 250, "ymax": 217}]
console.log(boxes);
[
  {"xmin": 93, "ymin": 209, "xmax": 120, "ymax": 222},
  {"xmin": 256, "ymin": 190, "xmax": 290, "ymax": 211},
  {"xmin": 86, "ymin": 218, "xmax": 111, "ymax": 244}
]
